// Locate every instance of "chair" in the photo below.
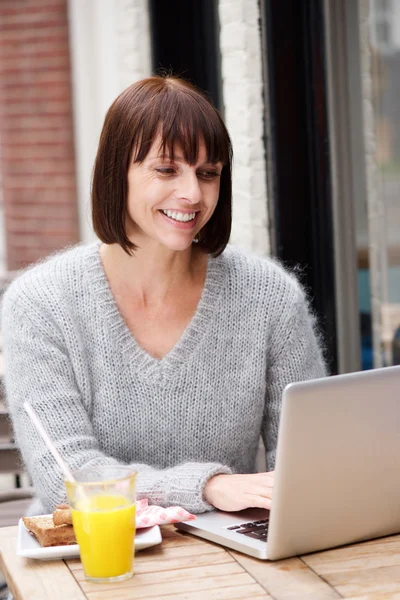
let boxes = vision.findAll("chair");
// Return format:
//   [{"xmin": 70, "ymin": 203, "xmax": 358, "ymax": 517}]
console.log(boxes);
[
  {"xmin": 0, "ymin": 409, "xmax": 34, "ymax": 600},
  {"xmin": 0, "ymin": 322, "xmax": 34, "ymax": 598},
  {"xmin": 0, "ymin": 406, "xmax": 34, "ymax": 600},
  {"xmin": 0, "ymin": 409, "xmax": 24, "ymax": 476},
  {"xmin": 0, "ymin": 408, "xmax": 34, "ymax": 525},
  {"xmin": 0, "ymin": 488, "xmax": 34, "ymax": 527}
]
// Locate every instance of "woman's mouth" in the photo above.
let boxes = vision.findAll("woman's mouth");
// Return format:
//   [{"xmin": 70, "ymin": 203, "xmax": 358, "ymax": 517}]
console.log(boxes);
[
  {"xmin": 159, "ymin": 209, "xmax": 199, "ymax": 229},
  {"xmin": 161, "ymin": 209, "xmax": 196, "ymax": 222}
]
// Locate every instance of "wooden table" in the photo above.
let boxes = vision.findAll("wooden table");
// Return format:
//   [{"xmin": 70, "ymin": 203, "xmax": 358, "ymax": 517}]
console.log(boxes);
[{"xmin": 2, "ymin": 525, "xmax": 400, "ymax": 599}]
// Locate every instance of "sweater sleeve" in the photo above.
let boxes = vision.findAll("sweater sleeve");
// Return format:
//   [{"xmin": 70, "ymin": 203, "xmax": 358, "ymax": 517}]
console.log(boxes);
[
  {"xmin": 2, "ymin": 290, "xmax": 231, "ymax": 514},
  {"xmin": 262, "ymin": 283, "xmax": 327, "ymax": 471}
]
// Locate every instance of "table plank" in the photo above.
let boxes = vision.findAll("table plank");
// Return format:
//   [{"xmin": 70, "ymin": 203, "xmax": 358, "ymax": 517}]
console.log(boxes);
[
  {"xmin": 345, "ymin": 594, "xmax": 400, "ymax": 600},
  {"xmin": 151, "ymin": 527, "xmax": 207, "ymax": 546},
  {"xmin": 75, "ymin": 561, "xmax": 245, "ymax": 591},
  {"xmin": 303, "ymin": 536, "xmax": 400, "ymax": 574},
  {"xmin": 307, "ymin": 563, "xmax": 400, "ymax": 598},
  {"xmin": 302, "ymin": 536, "xmax": 400, "ymax": 598},
  {"xmin": 87, "ymin": 583, "xmax": 270, "ymax": 600},
  {"xmin": 0, "ymin": 526, "xmax": 85, "ymax": 600},
  {"xmin": 229, "ymin": 550, "xmax": 341, "ymax": 599},
  {"xmin": 99, "ymin": 547, "xmax": 233, "ymax": 574},
  {"xmin": 66, "ymin": 539, "xmax": 225, "ymax": 573},
  {"xmin": 84, "ymin": 573, "xmax": 269, "ymax": 599}
]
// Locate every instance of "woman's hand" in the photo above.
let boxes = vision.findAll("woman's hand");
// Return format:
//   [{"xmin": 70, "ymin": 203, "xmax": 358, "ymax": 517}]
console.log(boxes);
[{"xmin": 203, "ymin": 472, "xmax": 274, "ymax": 512}]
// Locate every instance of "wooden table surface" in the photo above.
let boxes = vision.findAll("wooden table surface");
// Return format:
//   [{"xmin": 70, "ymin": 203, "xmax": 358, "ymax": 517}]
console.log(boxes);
[{"xmin": 2, "ymin": 524, "xmax": 400, "ymax": 599}]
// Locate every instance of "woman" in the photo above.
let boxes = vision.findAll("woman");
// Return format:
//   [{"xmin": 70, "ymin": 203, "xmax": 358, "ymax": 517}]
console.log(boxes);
[{"xmin": 2, "ymin": 76, "xmax": 326, "ymax": 515}]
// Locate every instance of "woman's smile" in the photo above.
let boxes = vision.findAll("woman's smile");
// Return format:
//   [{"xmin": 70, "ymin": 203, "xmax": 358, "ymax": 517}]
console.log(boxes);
[{"xmin": 158, "ymin": 209, "xmax": 200, "ymax": 229}]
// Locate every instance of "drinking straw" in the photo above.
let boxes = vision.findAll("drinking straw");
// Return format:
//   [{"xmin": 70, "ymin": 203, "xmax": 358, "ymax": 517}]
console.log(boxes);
[{"xmin": 23, "ymin": 401, "xmax": 76, "ymax": 483}]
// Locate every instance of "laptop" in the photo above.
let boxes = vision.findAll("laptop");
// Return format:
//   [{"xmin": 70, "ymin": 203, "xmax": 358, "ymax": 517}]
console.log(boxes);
[{"xmin": 176, "ymin": 365, "xmax": 400, "ymax": 560}]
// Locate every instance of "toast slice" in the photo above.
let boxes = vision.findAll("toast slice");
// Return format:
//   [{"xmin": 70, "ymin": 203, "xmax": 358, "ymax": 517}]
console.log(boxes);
[
  {"xmin": 53, "ymin": 507, "xmax": 72, "ymax": 526},
  {"xmin": 22, "ymin": 516, "xmax": 76, "ymax": 547}
]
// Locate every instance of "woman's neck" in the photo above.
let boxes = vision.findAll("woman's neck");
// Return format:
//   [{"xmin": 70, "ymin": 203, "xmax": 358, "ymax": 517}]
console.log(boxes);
[{"xmin": 99, "ymin": 242, "xmax": 207, "ymax": 307}]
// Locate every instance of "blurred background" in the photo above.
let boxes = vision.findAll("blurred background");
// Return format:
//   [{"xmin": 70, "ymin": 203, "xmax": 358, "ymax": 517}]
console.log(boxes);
[{"xmin": 0, "ymin": 0, "xmax": 399, "ymax": 375}]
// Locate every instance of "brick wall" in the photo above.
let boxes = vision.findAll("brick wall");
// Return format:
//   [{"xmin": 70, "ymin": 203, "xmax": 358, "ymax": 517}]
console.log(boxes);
[
  {"xmin": 0, "ymin": 0, "xmax": 79, "ymax": 271},
  {"xmin": 116, "ymin": 0, "xmax": 151, "ymax": 91},
  {"xmin": 218, "ymin": 0, "xmax": 270, "ymax": 256}
]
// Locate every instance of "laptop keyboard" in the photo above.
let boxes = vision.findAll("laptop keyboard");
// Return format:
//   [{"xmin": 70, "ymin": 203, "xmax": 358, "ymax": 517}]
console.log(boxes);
[{"xmin": 227, "ymin": 519, "xmax": 269, "ymax": 541}]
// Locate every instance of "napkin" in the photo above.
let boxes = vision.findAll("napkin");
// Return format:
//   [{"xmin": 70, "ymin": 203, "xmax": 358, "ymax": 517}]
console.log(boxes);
[{"xmin": 135, "ymin": 498, "xmax": 196, "ymax": 528}]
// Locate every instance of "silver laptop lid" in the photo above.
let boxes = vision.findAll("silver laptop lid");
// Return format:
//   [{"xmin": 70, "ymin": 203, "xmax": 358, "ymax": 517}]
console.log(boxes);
[{"xmin": 267, "ymin": 365, "xmax": 400, "ymax": 560}]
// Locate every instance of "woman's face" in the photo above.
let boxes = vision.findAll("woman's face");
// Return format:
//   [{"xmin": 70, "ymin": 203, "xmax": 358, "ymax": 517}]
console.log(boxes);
[{"xmin": 125, "ymin": 135, "xmax": 223, "ymax": 252}]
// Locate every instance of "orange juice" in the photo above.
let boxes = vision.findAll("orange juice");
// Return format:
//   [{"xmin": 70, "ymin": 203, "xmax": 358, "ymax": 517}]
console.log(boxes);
[{"xmin": 71, "ymin": 494, "xmax": 136, "ymax": 579}]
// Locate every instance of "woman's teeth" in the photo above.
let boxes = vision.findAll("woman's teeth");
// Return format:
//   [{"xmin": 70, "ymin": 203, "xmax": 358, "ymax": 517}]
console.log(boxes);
[{"xmin": 162, "ymin": 210, "xmax": 196, "ymax": 222}]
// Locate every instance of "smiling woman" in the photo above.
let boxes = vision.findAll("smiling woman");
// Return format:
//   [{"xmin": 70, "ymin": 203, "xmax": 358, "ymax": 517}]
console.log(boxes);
[
  {"xmin": 92, "ymin": 76, "xmax": 232, "ymax": 257},
  {"xmin": 2, "ymin": 76, "xmax": 326, "ymax": 517}
]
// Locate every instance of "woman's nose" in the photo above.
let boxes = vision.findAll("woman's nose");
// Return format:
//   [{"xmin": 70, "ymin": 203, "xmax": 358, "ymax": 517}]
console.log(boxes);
[{"xmin": 176, "ymin": 172, "xmax": 202, "ymax": 204}]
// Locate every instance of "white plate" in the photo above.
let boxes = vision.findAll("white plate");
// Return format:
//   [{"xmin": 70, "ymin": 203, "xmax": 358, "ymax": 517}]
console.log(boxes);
[{"xmin": 17, "ymin": 515, "xmax": 162, "ymax": 560}]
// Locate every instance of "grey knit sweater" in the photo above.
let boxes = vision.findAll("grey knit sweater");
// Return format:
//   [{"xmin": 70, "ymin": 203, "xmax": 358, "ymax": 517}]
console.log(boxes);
[{"xmin": 2, "ymin": 243, "xmax": 326, "ymax": 515}]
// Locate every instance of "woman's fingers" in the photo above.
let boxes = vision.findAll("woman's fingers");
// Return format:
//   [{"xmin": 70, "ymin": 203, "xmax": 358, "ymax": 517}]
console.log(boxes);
[
  {"xmin": 249, "ymin": 485, "xmax": 273, "ymax": 498},
  {"xmin": 204, "ymin": 472, "xmax": 276, "ymax": 512},
  {"xmin": 244, "ymin": 486, "xmax": 273, "ymax": 504},
  {"xmin": 260, "ymin": 472, "xmax": 274, "ymax": 485},
  {"xmin": 244, "ymin": 493, "xmax": 272, "ymax": 510}
]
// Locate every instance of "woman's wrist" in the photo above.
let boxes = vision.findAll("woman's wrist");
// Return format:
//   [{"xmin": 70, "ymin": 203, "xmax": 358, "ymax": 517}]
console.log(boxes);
[{"xmin": 203, "ymin": 473, "xmax": 229, "ymax": 506}]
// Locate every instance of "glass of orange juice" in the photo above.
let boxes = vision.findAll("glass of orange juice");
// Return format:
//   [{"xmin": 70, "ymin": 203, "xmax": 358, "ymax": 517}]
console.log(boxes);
[{"xmin": 65, "ymin": 465, "xmax": 137, "ymax": 583}]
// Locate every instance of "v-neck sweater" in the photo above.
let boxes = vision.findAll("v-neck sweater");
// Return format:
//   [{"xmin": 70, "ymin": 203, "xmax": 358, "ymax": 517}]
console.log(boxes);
[{"xmin": 2, "ymin": 243, "xmax": 326, "ymax": 514}]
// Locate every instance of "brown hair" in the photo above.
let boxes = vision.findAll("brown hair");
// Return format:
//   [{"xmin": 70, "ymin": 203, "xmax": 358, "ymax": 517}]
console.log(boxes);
[{"xmin": 92, "ymin": 76, "xmax": 233, "ymax": 256}]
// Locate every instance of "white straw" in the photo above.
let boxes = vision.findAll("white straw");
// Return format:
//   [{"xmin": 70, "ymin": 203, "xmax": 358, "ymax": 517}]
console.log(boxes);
[{"xmin": 23, "ymin": 401, "xmax": 75, "ymax": 483}]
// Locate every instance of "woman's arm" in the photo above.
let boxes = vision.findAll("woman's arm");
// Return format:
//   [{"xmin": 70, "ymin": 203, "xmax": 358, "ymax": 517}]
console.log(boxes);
[
  {"xmin": 262, "ymin": 282, "xmax": 327, "ymax": 470},
  {"xmin": 204, "ymin": 273, "xmax": 327, "ymax": 513},
  {"xmin": 2, "ymin": 289, "xmax": 231, "ymax": 514}
]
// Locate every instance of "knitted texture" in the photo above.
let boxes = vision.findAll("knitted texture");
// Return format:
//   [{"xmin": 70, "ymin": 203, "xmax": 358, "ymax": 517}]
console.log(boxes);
[{"xmin": 2, "ymin": 243, "xmax": 326, "ymax": 514}]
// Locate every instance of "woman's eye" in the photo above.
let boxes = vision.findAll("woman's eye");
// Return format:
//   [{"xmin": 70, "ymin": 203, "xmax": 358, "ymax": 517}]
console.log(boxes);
[
  {"xmin": 156, "ymin": 167, "xmax": 176, "ymax": 176},
  {"xmin": 198, "ymin": 171, "xmax": 220, "ymax": 180}
]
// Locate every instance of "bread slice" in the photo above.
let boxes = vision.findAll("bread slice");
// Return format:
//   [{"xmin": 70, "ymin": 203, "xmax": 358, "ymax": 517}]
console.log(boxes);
[
  {"xmin": 53, "ymin": 507, "xmax": 72, "ymax": 526},
  {"xmin": 22, "ymin": 516, "xmax": 76, "ymax": 547}
]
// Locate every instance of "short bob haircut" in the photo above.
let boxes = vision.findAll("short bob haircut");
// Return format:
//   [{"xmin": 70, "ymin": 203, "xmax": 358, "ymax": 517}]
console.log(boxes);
[{"xmin": 92, "ymin": 76, "xmax": 233, "ymax": 257}]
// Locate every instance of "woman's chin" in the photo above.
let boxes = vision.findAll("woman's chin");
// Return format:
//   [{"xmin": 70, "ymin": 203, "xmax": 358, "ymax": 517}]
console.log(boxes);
[
  {"xmin": 159, "ymin": 236, "xmax": 197, "ymax": 253},
  {"xmin": 125, "ymin": 227, "xmax": 198, "ymax": 253}
]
